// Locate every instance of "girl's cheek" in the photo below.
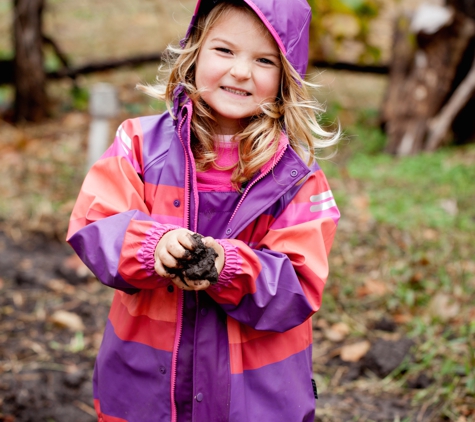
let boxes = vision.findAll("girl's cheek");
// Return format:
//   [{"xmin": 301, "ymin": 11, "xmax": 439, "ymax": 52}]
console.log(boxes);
[{"xmin": 257, "ymin": 72, "xmax": 280, "ymax": 94}]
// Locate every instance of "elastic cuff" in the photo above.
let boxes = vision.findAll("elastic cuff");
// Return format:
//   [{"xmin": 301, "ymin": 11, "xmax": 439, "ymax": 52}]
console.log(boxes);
[
  {"xmin": 138, "ymin": 223, "xmax": 182, "ymax": 275},
  {"xmin": 209, "ymin": 239, "xmax": 241, "ymax": 291}
]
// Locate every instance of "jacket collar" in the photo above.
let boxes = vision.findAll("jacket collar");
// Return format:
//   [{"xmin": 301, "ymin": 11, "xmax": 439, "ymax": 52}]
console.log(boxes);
[{"xmin": 176, "ymin": 92, "xmax": 291, "ymax": 176}]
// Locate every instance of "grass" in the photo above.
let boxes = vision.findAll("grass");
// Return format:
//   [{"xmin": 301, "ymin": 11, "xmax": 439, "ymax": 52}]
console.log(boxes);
[
  {"xmin": 316, "ymin": 105, "xmax": 475, "ymax": 420},
  {"xmin": 347, "ymin": 150, "xmax": 475, "ymax": 230}
]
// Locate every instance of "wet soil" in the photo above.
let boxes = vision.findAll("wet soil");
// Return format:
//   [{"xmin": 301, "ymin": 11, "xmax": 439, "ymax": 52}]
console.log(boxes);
[
  {"xmin": 0, "ymin": 231, "xmax": 109, "ymax": 422},
  {"xmin": 164, "ymin": 233, "xmax": 218, "ymax": 285}
]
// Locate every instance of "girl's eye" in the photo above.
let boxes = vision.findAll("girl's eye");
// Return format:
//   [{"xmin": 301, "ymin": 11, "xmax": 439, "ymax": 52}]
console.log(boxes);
[
  {"xmin": 258, "ymin": 58, "xmax": 275, "ymax": 65},
  {"xmin": 216, "ymin": 48, "xmax": 232, "ymax": 54}
]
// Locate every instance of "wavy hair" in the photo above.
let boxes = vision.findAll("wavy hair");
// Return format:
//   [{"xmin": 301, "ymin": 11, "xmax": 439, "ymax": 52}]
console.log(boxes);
[{"xmin": 138, "ymin": 0, "xmax": 339, "ymax": 190}]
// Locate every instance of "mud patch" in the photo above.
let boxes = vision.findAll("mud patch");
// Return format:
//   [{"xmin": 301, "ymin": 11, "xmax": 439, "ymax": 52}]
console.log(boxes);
[
  {"xmin": 165, "ymin": 233, "xmax": 218, "ymax": 285},
  {"xmin": 0, "ymin": 231, "xmax": 110, "ymax": 422},
  {"xmin": 316, "ymin": 392, "xmax": 417, "ymax": 421}
]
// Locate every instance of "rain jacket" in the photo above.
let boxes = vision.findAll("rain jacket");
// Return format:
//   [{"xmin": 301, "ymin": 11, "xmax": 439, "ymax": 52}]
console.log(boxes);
[{"xmin": 67, "ymin": 1, "xmax": 340, "ymax": 421}]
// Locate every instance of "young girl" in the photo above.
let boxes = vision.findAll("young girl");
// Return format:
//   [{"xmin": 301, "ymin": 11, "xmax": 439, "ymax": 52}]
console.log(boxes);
[{"xmin": 67, "ymin": 0, "xmax": 340, "ymax": 421}]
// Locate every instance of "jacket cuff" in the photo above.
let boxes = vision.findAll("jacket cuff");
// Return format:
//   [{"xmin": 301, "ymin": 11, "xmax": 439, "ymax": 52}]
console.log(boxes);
[
  {"xmin": 138, "ymin": 223, "xmax": 182, "ymax": 275},
  {"xmin": 209, "ymin": 239, "xmax": 241, "ymax": 291}
]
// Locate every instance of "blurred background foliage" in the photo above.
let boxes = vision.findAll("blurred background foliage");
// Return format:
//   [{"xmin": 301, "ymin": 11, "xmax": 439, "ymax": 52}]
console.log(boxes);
[{"xmin": 308, "ymin": 0, "xmax": 383, "ymax": 63}]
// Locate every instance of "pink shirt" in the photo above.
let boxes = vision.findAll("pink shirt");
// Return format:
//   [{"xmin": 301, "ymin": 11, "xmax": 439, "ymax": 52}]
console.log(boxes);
[{"xmin": 196, "ymin": 135, "xmax": 240, "ymax": 192}]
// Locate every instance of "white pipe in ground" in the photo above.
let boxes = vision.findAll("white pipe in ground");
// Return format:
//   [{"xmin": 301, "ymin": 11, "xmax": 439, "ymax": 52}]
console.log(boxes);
[{"xmin": 86, "ymin": 83, "xmax": 119, "ymax": 171}]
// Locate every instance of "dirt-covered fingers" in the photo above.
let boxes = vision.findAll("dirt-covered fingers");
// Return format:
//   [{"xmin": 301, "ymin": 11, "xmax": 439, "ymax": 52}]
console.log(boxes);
[
  {"xmin": 170, "ymin": 277, "xmax": 209, "ymax": 291},
  {"xmin": 180, "ymin": 231, "xmax": 198, "ymax": 251},
  {"xmin": 154, "ymin": 229, "xmax": 194, "ymax": 277},
  {"xmin": 164, "ymin": 229, "xmax": 195, "ymax": 259},
  {"xmin": 185, "ymin": 277, "xmax": 210, "ymax": 291},
  {"xmin": 166, "ymin": 243, "xmax": 190, "ymax": 261},
  {"xmin": 170, "ymin": 276, "xmax": 191, "ymax": 290},
  {"xmin": 201, "ymin": 236, "xmax": 225, "ymax": 275},
  {"xmin": 153, "ymin": 255, "xmax": 177, "ymax": 278},
  {"xmin": 170, "ymin": 276, "xmax": 210, "ymax": 291},
  {"xmin": 154, "ymin": 242, "xmax": 181, "ymax": 278}
]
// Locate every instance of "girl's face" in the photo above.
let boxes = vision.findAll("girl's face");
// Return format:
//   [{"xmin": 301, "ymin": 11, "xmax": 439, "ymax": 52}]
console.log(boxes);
[{"xmin": 195, "ymin": 8, "xmax": 282, "ymax": 135}]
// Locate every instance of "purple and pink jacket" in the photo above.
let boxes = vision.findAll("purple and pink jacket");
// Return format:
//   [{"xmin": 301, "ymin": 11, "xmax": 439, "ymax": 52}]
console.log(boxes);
[{"xmin": 67, "ymin": 1, "xmax": 340, "ymax": 421}]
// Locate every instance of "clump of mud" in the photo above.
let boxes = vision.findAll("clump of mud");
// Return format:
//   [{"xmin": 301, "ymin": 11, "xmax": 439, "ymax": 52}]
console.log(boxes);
[{"xmin": 165, "ymin": 233, "xmax": 218, "ymax": 285}]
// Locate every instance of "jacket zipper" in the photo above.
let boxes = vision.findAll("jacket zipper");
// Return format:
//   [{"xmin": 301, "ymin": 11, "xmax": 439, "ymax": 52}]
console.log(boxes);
[
  {"xmin": 228, "ymin": 143, "xmax": 288, "ymax": 225},
  {"xmin": 172, "ymin": 106, "xmax": 199, "ymax": 422},
  {"xmin": 185, "ymin": 103, "xmax": 200, "ymax": 232},
  {"xmin": 178, "ymin": 113, "xmax": 191, "ymax": 230},
  {"xmin": 170, "ymin": 113, "xmax": 190, "ymax": 422},
  {"xmin": 170, "ymin": 291, "xmax": 184, "ymax": 422}
]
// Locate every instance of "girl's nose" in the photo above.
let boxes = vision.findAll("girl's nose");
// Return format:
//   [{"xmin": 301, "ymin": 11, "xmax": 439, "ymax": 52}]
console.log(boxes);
[{"xmin": 230, "ymin": 60, "xmax": 251, "ymax": 80}]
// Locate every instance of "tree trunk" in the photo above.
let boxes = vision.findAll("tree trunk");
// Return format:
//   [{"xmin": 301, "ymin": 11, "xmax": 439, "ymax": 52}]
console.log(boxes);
[
  {"xmin": 13, "ymin": 0, "xmax": 47, "ymax": 122},
  {"xmin": 381, "ymin": 7, "xmax": 475, "ymax": 155},
  {"xmin": 447, "ymin": 0, "xmax": 475, "ymax": 144},
  {"xmin": 447, "ymin": 0, "xmax": 475, "ymax": 20}
]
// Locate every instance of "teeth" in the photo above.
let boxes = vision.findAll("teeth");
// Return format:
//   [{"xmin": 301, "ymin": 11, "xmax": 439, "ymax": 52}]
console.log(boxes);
[{"xmin": 223, "ymin": 87, "xmax": 248, "ymax": 96}]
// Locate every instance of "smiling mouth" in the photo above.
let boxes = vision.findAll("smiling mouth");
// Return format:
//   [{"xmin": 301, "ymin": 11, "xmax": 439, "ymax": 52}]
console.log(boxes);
[{"xmin": 221, "ymin": 87, "xmax": 250, "ymax": 96}]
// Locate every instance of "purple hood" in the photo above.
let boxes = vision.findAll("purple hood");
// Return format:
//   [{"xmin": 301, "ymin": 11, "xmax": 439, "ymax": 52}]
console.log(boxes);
[{"xmin": 184, "ymin": 0, "xmax": 312, "ymax": 78}]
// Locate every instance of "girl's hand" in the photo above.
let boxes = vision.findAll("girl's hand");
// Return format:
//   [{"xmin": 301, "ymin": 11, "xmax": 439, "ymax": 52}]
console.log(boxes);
[
  {"xmin": 154, "ymin": 228, "xmax": 194, "ymax": 278},
  {"xmin": 202, "ymin": 236, "xmax": 225, "ymax": 276},
  {"xmin": 154, "ymin": 230, "xmax": 224, "ymax": 291},
  {"xmin": 175, "ymin": 236, "xmax": 224, "ymax": 291}
]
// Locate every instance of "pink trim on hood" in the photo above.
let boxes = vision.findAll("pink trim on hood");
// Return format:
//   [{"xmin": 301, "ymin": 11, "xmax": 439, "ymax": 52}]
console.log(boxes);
[
  {"xmin": 193, "ymin": 0, "xmax": 202, "ymax": 15},
  {"xmin": 242, "ymin": 0, "xmax": 287, "ymax": 54}
]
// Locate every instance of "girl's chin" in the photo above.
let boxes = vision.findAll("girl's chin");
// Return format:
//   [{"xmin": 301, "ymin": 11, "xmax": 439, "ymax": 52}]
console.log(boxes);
[{"xmin": 212, "ymin": 117, "xmax": 251, "ymax": 135}]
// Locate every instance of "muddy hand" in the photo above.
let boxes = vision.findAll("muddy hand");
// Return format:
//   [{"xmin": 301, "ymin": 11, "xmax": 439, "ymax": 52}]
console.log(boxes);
[
  {"xmin": 154, "ymin": 228, "xmax": 195, "ymax": 278},
  {"xmin": 173, "ymin": 276, "xmax": 210, "ymax": 291},
  {"xmin": 201, "ymin": 236, "xmax": 225, "ymax": 276}
]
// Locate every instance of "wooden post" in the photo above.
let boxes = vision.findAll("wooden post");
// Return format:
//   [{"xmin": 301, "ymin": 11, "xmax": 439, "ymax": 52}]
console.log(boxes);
[
  {"xmin": 13, "ymin": 0, "xmax": 48, "ymax": 122},
  {"xmin": 87, "ymin": 83, "xmax": 119, "ymax": 171}
]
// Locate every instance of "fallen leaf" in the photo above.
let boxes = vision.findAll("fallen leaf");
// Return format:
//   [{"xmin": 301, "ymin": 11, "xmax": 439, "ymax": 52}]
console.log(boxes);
[
  {"xmin": 409, "ymin": 271, "xmax": 424, "ymax": 284},
  {"xmin": 439, "ymin": 199, "xmax": 458, "ymax": 217},
  {"xmin": 351, "ymin": 194, "xmax": 370, "ymax": 211},
  {"xmin": 429, "ymin": 293, "xmax": 460, "ymax": 321},
  {"xmin": 62, "ymin": 112, "xmax": 88, "ymax": 129},
  {"xmin": 50, "ymin": 310, "xmax": 85, "ymax": 331},
  {"xmin": 357, "ymin": 279, "xmax": 389, "ymax": 297},
  {"xmin": 461, "ymin": 260, "xmax": 475, "ymax": 273},
  {"xmin": 418, "ymin": 256, "xmax": 430, "ymax": 266},
  {"xmin": 393, "ymin": 314, "xmax": 412, "ymax": 324},
  {"xmin": 350, "ymin": 194, "xmax": 372, "ymax": 225},
  {"xmin": 340, "ymin": 341, "xmax": 371, "ymax": 362},
  {"xmin": 63, "ymin": 255, "xmax": 91, "ymax": 278},
  {"xmin": 423, "ymin": 229, "xmax": 438, "ymax": 240},
  {"xmin": 325, "ymin": 322, "xmax": 350, "ymax": 342},
  {"xmin": 47, "ymin": 279, "xmax": 76, "ymax": 295},
  {"xmin": 0, "ymin": 121, "xmax": 27, "ymax": 150}
]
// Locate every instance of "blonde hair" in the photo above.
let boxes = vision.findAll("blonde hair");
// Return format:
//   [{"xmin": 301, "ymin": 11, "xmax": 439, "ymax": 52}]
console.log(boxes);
[{"xmin": 139, "ymin": 1, "xmax": 338, "ymax": 190}]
